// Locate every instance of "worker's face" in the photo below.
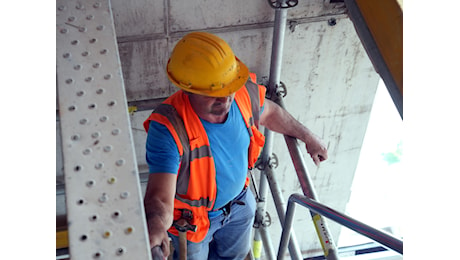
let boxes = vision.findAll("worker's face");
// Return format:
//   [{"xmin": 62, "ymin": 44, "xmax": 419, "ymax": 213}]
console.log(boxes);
[{"xmin": 189, "ymin": 93, "xmax": 235, "ymax": 117}]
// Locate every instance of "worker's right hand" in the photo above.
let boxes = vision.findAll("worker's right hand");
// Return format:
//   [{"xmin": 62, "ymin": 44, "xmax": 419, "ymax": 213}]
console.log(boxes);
[
  {"xmin": 304, "ymin": 132, "xmax": 328, "ymax": 166},
  {"xmin": 150, "ymin": 230, "xmax": 170, "ymax": 259}
]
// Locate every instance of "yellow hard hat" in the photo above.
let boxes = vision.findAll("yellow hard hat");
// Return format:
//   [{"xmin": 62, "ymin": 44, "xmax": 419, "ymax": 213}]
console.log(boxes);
[{"xmin": 166, "ymin": 32, "xmax": 249, "ymax": 97}]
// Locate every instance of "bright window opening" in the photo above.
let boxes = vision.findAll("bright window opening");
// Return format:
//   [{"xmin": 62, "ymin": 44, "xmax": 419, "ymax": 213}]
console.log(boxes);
[{"xmin": 338, "ymin": 79, "xmax": 403, "ymax": 259}]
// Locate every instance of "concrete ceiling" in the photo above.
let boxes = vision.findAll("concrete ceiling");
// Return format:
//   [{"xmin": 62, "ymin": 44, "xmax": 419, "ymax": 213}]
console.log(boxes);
[{"xmin": 56, "ymin": 0, "xmax": 381, "ymax": 258}]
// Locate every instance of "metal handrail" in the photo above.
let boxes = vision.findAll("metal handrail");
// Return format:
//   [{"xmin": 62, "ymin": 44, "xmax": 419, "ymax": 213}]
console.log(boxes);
[{"xmin": 278, "ymin": 193, "xmax": 403, "ymax": 259}]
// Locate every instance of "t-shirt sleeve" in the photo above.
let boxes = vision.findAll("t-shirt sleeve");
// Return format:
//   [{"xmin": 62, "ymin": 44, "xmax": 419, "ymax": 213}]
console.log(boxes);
[{"xmin": 145, "ymin": 120, "xmax": 180, "ymax": 174}]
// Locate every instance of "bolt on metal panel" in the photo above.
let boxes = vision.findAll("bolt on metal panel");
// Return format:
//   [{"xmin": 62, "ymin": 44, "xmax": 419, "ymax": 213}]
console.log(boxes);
[{"xmin": 56, "ymin": 1, "xmax": 151, "ymax": 259}]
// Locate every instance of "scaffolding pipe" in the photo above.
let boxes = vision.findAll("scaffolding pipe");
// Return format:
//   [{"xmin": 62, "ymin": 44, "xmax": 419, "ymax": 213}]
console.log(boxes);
[
  {"xmin": 276, "ymin": 97, "xmax": 340, "ymax": 260},
  {"xmin": 267, "ymin": 3, "xmax": 287, "ymax": 94},
  {"xmin": 279, "ymin": 194, "xmax": 404, "ymax": 256},
  {"xmin": 255, "ymin": 2, "xmax": 304, "ymax": 260},
  {"xmin": 253, "ymin": 129, "xmax": 276, "ymax": 260},
  {"xmin": 259, "ymin": 220, "xmax": 276, "ymax": 260},
  {"xmin": 265, "ymin": 166, "xmax": 303, "ymax": 260},
  {"xmin": 252, "ymin": 2, "xmax": 290, "ymax": 259}
]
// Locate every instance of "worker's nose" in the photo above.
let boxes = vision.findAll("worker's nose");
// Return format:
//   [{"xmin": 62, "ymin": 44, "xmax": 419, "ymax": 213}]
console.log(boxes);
[{"xmin": 215, "ymin": 96, "xmax": 230, "ymax": 103}]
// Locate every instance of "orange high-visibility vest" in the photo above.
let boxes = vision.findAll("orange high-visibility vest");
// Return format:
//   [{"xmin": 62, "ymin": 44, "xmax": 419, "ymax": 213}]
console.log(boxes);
[{"xmin": 143, "ymin": 73, "xmax": 266, "ymax": 242}]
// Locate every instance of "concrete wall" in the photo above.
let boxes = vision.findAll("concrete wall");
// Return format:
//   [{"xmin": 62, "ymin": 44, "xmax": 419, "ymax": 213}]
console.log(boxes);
[{"xmin": 56, "ymin": 0, "xmax": 380, "ymax": 258}]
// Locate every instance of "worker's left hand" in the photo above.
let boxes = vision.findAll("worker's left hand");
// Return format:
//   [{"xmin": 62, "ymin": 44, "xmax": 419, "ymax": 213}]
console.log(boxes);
[
  {"xmin": 151, "ymin": 245, "xmax": 166, "ymax": 260},
  {"xmin": 304, "ymin": 133, "xmax": 328, "ymax": 166}
]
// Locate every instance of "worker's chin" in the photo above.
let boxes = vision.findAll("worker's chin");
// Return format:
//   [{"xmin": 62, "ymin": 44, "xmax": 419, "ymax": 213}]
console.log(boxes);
[
  {"xmin": 210, "ymin": 109, "xmax": 227, "ymax": 116},
  {"xmin": 211, "ymin": 104, "xmax": 230, "ymax": 116}
]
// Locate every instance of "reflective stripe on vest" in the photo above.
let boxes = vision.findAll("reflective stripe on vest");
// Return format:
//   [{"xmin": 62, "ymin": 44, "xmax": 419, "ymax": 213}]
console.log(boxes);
[
  {"xmin": 245, "ymin": 79, "xmax": 261, "ymax": 129},
  {"xmin": 147, "ymin": 103, "xmax": 214, "ymax": 208},
  {"xmin": 148, "ymin": 103, "xmax": 214, "ymax": 208}
]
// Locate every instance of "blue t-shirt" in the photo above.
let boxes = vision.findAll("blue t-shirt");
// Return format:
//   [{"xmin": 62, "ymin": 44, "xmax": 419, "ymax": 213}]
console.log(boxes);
[{"xmin": 146, "ymin": 101, "xmax": 250, "ymax": 216}]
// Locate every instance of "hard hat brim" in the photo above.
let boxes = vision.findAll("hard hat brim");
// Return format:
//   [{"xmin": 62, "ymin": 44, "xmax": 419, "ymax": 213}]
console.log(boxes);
[{"xmin": 167, "ymin": 57, "xmax": 249, "ymax": 97}]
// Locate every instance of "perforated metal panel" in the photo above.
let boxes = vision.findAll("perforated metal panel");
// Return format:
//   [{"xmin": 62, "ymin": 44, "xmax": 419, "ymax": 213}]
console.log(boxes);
[{"xmin": 56, "ymin": 1, "xmax": 151, "ymax": 259}]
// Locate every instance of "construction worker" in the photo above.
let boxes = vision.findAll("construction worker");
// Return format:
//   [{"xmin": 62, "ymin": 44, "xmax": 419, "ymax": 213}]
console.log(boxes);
[{"xmin": 143, "ymin": 31, "xmax": 328, "ymax": 260}]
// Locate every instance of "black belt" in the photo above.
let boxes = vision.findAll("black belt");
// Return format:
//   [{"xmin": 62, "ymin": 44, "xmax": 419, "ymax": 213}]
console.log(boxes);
[{"xmin": 212, "ymin": 187, "xmax": 247, "ymax": 216}]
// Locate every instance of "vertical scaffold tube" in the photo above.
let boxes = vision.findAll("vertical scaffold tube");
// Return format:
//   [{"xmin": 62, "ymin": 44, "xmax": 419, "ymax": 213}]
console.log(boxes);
[
  {"xmin": 265, "ymin": 166, "xmax": 302, "ymax": 260},
  {"xmin": 254, "ymin": 4, "xmax": 289, "ymax": 252},
  {"xmin": 268, "ymin": 5, "xmax": 287, "ymax": 93},
  {"xmin": 260, "ymin": 3, "xmax": 303, "ymax": 260},
  {"xmin": 253, "ymin": 129, "xmax": 276, "ymax": 260}
]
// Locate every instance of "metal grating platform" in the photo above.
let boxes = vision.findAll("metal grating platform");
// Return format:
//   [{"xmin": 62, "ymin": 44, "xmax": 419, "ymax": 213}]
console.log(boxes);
[{"xmin": 56, "ymin": 0, "xmax": 151, "ymax": 259}]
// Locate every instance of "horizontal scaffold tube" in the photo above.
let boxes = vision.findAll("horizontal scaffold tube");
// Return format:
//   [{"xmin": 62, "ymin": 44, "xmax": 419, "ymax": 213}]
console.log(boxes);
[{"xmin": 279, "ymin": 193, "xmax": 403, "ymax": 256}]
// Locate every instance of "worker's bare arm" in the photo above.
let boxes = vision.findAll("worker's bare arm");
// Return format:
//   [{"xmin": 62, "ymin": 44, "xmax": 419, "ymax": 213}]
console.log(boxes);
[
  {"xmin": 144, "ymin": 172, "xmax": 176, "ymax": 257},
  {"xmin": 259, "ymin": 99, "xmax": 328, "ymax": 166}
]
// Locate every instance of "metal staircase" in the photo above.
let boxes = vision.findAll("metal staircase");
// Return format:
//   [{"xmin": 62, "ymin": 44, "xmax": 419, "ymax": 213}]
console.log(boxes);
[{"xmin": 56, "ymin": 0, "xmax": 151, "ymax": 258}]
